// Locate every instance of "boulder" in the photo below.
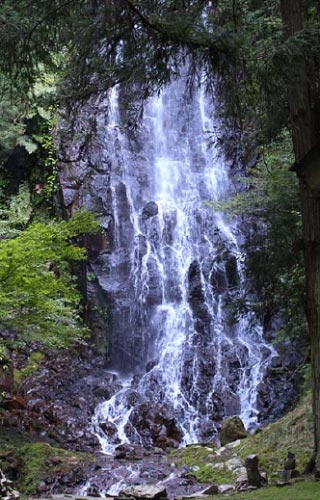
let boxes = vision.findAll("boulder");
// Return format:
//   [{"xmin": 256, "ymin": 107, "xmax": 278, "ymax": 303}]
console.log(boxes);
[
  {"xmin": 284, "ymin": 451, "xmax": 296, "ymax": 470},
  {"xmin": 128, "ymin": 401, "xmax": 183, "ymax": 448},
  {"xmin": 120, "ymin": 483, "xmax": 167, "ymax": 499},
  {"xmin": 100, "ymin": 421, "xmax": 117, "ymax": 437},
  {"xmin": 282, "ymin": 469, "xmax": 300, "ymax": 480},
  {"xmin": 218, "ymin": 484, "xmax": 235, "ymax": 494},
  {"xmin": 281, "ymin": 451, "xmax": 300, "ymax": 480},
  {"xmin": 244, "ymin": 454, "xmax": 264, "ymax": 488},
  {"xmin": 141, "ymin": 202, "xmax": 159, "ymax": 220},
  {"xmin": 219, "ymin": 416, "xmax": 248, "ymax": 445},
  {"xmin": 202, "ymin": 483, "xmax": 219, "ymax": 494},
  {"xmin": 114, "ymin": 443, "xmax": 144, "ymax": 460}
]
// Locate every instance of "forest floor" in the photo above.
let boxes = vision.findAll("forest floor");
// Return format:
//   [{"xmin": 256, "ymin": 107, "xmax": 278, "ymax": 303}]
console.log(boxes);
[
  {"xmin": 172, "ymin": 391, "xmax": 319, "ymax": 499},
  {"xmin": 0, "ymin": 388, "xmax": 317, "ymax": 499}
]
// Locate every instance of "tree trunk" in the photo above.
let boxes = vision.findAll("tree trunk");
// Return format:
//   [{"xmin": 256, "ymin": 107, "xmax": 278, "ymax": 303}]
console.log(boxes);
[
  {"xmin": 302, "ymin": 182, "xmax": 320, "ymax": 473},
  {"xmin": 280, "ymin": 0, "xmax": 320, "ymax": 473}
]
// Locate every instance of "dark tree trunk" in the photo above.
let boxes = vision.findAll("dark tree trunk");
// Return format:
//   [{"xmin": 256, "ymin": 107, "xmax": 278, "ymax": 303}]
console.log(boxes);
[
  {"xmin": 280, "ymin": 0, "xmax": 320, "ymax": 473},
  {"xmin": 302, "ymin": 183, "xmax": 320, "ymax": 473}
]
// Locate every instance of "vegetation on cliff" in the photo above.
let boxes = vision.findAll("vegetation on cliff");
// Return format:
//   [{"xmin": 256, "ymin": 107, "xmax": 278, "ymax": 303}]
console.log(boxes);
[{"xmin": 0, "ymin": 428, "xmax": 94, "ymax": 496}]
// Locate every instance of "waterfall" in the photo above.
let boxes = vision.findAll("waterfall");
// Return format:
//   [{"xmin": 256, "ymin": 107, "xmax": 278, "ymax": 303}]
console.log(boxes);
[{"xmin": 91, "ymin": 77, "xmax": 276, "ymax": 453}]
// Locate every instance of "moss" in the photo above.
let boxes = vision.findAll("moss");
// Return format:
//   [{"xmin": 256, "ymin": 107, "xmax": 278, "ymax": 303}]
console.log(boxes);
[
  {"xmin": 174, "ymin": 394, "xmax": 314, "ymax": 488},
  {"xmin": 171, "ymin": 445, "xmax": 235, "ymax": 483},
  {"xmin": 14, "ymin": 351, "xmax": 45, "ymax": 387},
  {"xmin": 17, "ymin": 442, "xmax": 85, "ymax": 495},
  {"xmin": 0, "ymin": 428, "xmax": 95, "ymax": 496},
  {"xmin": 220, "ymin": 416, "xmax": 248, "ymax": 446},
  {"xmin": 238, "ymin": 394, "xmax": 313, "ymax": 480}
]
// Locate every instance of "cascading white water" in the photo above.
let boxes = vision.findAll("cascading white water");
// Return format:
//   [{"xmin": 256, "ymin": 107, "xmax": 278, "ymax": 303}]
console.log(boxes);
[{"xmin": 92, "ymin": 76, "xmax": 276, "ymax": 453}]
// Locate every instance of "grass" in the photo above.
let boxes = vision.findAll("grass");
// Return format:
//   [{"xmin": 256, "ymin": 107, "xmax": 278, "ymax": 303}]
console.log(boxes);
[
  {"xmin": 173, "ymin": 393, "xmax": 314, "ymax": 487},
  {"xmin": 206, "ymin": 479, "xmax": 320, "ymax": 499},
  {"xmin": 237, "ymin": 393, "xmax": 314, "ymax": 480},
  {"xmin": 171, "ymin": 444, "xmax": 236, "ymax": 484}
]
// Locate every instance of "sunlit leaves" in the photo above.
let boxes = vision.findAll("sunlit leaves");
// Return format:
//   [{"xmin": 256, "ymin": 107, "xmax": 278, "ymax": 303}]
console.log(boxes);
[{"xmin": 0, "ymin": 210, "xmax": 99, "ymax": 348}]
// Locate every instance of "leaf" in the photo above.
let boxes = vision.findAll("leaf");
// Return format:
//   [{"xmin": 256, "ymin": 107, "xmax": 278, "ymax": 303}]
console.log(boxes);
[{"xmin": 17, "ymin": 135, "xmax": 38, "ymax": 154}]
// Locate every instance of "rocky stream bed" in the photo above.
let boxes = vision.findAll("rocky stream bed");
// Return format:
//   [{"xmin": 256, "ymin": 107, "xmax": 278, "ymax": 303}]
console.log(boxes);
[{"xmin": 0, "ymin": 345, "xmax": 307, "ymax": 499}]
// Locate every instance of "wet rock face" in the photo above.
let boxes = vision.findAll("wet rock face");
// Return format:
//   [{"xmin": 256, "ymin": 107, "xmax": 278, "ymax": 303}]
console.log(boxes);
[
  {"xmin": 57, "ymin": 85, "xmax": 304, "ymax": 450},
  {"xmin": 127, "ymin": 402, "xmax": 183, "ymax": 449},
  {"xmin": 187, "ymin": 260, "xmax": 211, "ymax": 335},
  {"xmin": 141, "ymin": 201, "xmax": 159, "ymax": 221},
  {"xmin": 0, "ymin": 467, "xmax": 19, "ymax": 500},
  {"xmin": 256, "ymin": 339, "xmax": 303, "ymax": 425},
  {"xmin": 3, "ymin": 348, "xmax": 120, "ymax": 452}
]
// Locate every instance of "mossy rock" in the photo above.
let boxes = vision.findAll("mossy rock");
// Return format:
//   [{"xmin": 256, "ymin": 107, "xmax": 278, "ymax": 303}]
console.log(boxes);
[
  {"xmin": 220, "ymin": 416, "xmax": 248, "ymax": 445},
  {"xmin": 238, "ymin": 395, "xmax": 314, "ymax": 480},
  {"xmin": 0, "ymin": 428, "xmax": 95, "ymax": 496},
  {"xmin": 170, "ymin": 445, "xmax": 235, "ymax": 484}
]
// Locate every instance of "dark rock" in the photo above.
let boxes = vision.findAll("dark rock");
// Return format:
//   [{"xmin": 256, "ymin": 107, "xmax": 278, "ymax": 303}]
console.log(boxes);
[
  {"xmin": 210, "ymin": 265, "xmax": 228, "ymax": 293},
  {"xmin": 276, "ymin": 480, "xmax": 291, "ymax": 487},
  {"xmin": 87, "ymin": 486, "xmax": 101, "ymax": 497},
  {"xmin": 141, "ymin": 201, "xmax": 159, "ymax": 220},
  {"xmin": 145, "ymin": 256, "xmax": 163, "ymax": 306},
  {"xmin": 224, "ymin": 253, "xmax": 239, "ymax": 288},
  {"xmin": 284, "ymin": 451, "xmax": 296, "ymax": 470},
  {"xmin": 282, "ymin": 469, "xmax": 300, "ymax": 480},
  {"xmin": 0, "ymin": 395, "xmax": 26, "ymax": 411},
  {"xmin": 220, "ymin": 416, "xmax": 248, "ymax": 445},
  {"xmin": 244, "ymin": 454, "xmax": 263, "ymax": 488},
  {"xmin": 202, "ymin": 483, "xmax": 219, "ymax": 494},
  {"xmin": 114, "ymin": 444, "xmax": 144, "ymax": 460},
  {"xmin": 36, "ymin": 481, "xmax": 48, "ymax": 495},
  {"xmin": 128, "ymin": 401, "xmax": 183, "ymax": 448},
  {"xmin": 153, "ymin": 447, "xmax": 166, "ymax": 455},
  {"xmin": 100, "ymin": 421, "xmax": 117, "ymax": 437},
  {"xmin": 187, "ymin": 260, "xmax": 211, "ymax": 335},
  {"xmin": 15, "ymin": 349, "xmax": 115, "ymax": 452}
]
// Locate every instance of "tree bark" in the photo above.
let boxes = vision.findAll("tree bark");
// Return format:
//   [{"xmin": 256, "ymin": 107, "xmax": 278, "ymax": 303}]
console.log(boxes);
[
  {"xmin": 280, "ymin": 0, "xmax": 320, "ymax": 473},
  {"xmin": 302, "ymin": 182, "xmax": 320, "ymax": 473}
]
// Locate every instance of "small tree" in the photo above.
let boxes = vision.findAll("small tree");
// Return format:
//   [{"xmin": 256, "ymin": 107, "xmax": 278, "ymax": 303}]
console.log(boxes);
[{"xmin": 0, "ymin": 210, "xmax": 98, "ymax": 350}]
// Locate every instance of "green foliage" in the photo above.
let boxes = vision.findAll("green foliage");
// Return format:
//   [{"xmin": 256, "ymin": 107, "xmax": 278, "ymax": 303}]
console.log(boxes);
[
  {"xmin": 214, "ymin": 133, "xmax": 297, "ymax": 216},
  {"xmin": 14, "ymin": 351, "xmax": 45, "ymax": 387},
  {"xmin": 0, "ymin": 68, "xmax": 57, "ymax": 167},
  {"xmin": 172, "ymin": 445, "xmax": 235, "ymax": 484},
  {"xmin": 213, "ymin": 132, "xmax": 306, "ymax": 338},
  {"xmin": 0, "ymin": 427, "xmax": 95, "ymax": 496},
  {"xmin": 0, "ymin": 210, "xmax": 99, "ymax": 349},
  {"xmin": 0, "ymin": 344, "xmax": 10, "ymax": 371},
  {"xmin": 0, "ymin": 183, "xmax": 32, "ymax": 237},
  {"xmin": 238, "ymin": 394, "xmax": 314, "ymax": 478}
]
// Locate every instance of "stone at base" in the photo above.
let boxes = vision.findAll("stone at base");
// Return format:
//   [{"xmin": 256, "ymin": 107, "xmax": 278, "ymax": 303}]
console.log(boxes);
[
  {"xmin": 120, "ymin": 484, "xmax": 167, "ymax": 499},
  {"xmin": 218, "ymin": 484, "xmax": 235, "ymax": 494},
  {"xmin": 245, "ymin": 454, "xmax": 262, "ymax": 488},
  {"xmin": 219, "ymin": 417, "xmax": 248, "ymax": 446},
  {"xmin": 276, "ymin": 481, "xmax": 291, "ymax": 487},
  {"xmin": 202, "ymin": 484, "xmax": 219, "ymax": 494},
  {"xmin": 281, "ymin": 469, "xmax": 300, "ymax": 480}
]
